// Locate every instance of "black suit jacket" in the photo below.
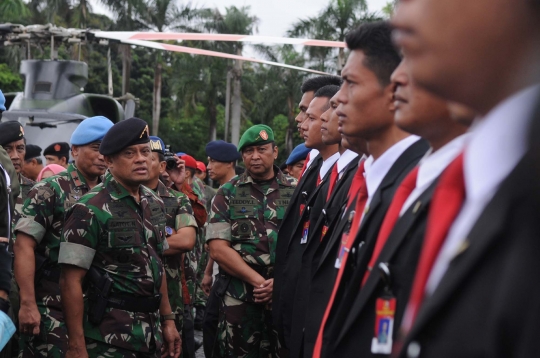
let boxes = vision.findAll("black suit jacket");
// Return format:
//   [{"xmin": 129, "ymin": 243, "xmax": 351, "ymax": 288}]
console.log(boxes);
[
  {"xmin": 289, "ymin": 158, "xmax": 359, "ymax": 358},
  {"xmin": 273, "ymin": 154, "xmax": 322, "ymax": 344},
  {"xmin": 397, "ymin": 117, "xmax": 540, "ymax": 358},
  {"xmin": 328, "ymin": 178, "xmax": 439, "ymax": 358},
  {"xmin": 305, "ymin": 139, "xmax": 428, "ymax": 358},
  {"xmin": 276, "ymin": 161, "xmax": 333, "ymax": 348}
]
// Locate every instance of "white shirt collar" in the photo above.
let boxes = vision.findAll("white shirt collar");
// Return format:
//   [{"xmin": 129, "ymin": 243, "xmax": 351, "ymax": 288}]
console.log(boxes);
[
  {"xmin": 304, "ymin": 149, "xmax": 319, "ymax": 173},
  {"xmin": 336, "ymin": 150, "xmax": 359, "ymax": 173},
  {"xmin": 319, "ymin": 152, "xmax": 340, "ymax": 179},
  {"xmin": 364, "ymin": 135, "xmax": 421, "ymax": 200},
  {"xmin": 399, "ymin": 133, "xmax": 470, "ymax": 216},
  {"xmin": 465, "ymin": 84, "xmax": 540, "ymax": 203}
]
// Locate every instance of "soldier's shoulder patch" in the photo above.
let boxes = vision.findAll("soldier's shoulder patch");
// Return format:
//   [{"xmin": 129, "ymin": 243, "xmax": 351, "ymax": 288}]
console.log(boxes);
[{"xmin": 33, "ymin": 185, "xmax": 55, "ymax": 202}]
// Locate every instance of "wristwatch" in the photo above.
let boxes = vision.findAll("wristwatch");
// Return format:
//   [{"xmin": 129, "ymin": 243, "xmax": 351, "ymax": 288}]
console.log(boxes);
[
  {"xmin": 0, "ymin": 296, "xmax": 10, "ymax": 314},
  {"xmin": 165, "ymin": 226, "xmax": 173, "ymax": 237},
  {"xmin": 160, "ymin": 313, "xmax": 176, "ymax": 322}
]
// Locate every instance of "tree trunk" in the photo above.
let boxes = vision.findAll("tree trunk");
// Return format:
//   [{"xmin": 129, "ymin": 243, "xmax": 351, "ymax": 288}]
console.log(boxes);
[
  {"xmin": 224, "ymin": 70, "xmax": 232, "ymax": 142},
  {"xmin": 230, "ymin": 50, "xmax": 243, "ymax": 146},
  {"xmin": 152, "ymin": 59, "xmax": 162, "ymax": 135},
  {"xmin": 121, "ymin": 45, "xmax": 131, "ymax": 95},
  {"xmin": 285, "ymin": 95, "xmax": 295, "ymax": 155},
  {"xmin": 337, "ymin": 47, "xmax": 345, "ymax": 75},
  {"xmin": 209, "ymin": 101, "xmax": 217, "ymax": 142}
]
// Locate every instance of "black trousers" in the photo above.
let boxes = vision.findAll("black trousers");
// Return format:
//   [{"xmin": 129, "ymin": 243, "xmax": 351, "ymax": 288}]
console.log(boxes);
[
  {"xmin": 182, "ymin": 304, "xmax": 195, "ymax": 358},
  {"xmin": 202, "ymin": 285, "xmax": 220, "ymax": 358}
]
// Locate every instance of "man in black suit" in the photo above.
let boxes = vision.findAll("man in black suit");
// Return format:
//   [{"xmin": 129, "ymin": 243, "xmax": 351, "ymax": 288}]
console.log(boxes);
[
  {"xmin": 287, "ymin": 87, "xmax": 361, "ymax": 358},
  {"xmin": 324, "ymin": 58, "xmax": 470, "ymax": 357},
  {"xmin": 273, "ymin": 82, "xmax": 341, "ymax": 350},
  {"xmin": 306, "ymin": 22, "xmax": 430, "ymax": 358},
  {"xmin": 390, "ymin": 0, "xmax": 540, "ymax": 357}
]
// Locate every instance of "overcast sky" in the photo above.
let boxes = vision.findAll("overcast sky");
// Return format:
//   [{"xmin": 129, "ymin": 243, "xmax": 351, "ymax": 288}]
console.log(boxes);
[{"xmin": 91, "ymin": 0, "xmax": 389, "ymax": 37}]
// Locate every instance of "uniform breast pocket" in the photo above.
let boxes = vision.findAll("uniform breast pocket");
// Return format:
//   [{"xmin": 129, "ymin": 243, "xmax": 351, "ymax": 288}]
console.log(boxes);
[
  {"xmin": 107, "ymin": 219, "xmax": 143, "ymax": 248},
  {"xmin": 231, "ymin": 217, "xmax": 257, "ymax": 240}
]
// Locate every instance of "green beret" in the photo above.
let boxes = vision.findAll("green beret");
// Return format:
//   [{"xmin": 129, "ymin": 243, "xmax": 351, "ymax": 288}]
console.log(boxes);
[
  {"xmin": 237, "ymin": 124, "xmax": 275, "ymax": 152},
  {"xmin": 99, "ymin": 117, "xmax": 150, "ymax": 156}
]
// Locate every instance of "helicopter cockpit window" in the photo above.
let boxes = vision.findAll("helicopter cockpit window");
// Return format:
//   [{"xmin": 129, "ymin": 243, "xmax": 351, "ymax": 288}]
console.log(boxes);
[{"xmin": 34, "ymin": 82, "xmax": 52, "ymax": 93}]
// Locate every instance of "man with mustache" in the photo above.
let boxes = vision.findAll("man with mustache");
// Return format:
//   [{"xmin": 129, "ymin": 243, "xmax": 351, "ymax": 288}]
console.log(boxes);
[
  {"xmin": 390, "ymin": 0, "xmax": 540, "ymax": 356},
  {"xmin": 13, "ymin": 116, "xmax": 113, "ymax": 357},
  {"xmin": 58, "ymin": 118, "xmax": 181, "ymax": 358}
]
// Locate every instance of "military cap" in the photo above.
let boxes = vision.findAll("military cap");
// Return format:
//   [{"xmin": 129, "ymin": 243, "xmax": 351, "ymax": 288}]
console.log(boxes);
[
  {"xmin": 286, "ymin": 143, "xmax": 310, "ymax": 165},
  {"xmin": 149, "ymin": 136, "xmax": 166, "ymax": 154},
  {"xmin": 180, "ymin": 154, "xmax": 197, "ymax": 170},
  {"xmin": 71, "ymin": 116, "xmax": 114, "ymax": 146},
  {"xmin": 205, "ymin": 140, "xmax": 241, "ymax": 162},
  {"xmin": 0, "ymin": 121, "xmax": 24, "ymax": 147},
  {"xmin": 0, "ymin": 90, "xmax": 6, "ymax": 111},
  {"xmin": 44, "ymin": 142, "xmax": 70, "ymax": 158},
  {"xmin": 237, "ymin": 124, "xmax": 274, "ymax": 152},
  {"xmin": 99, "ymin": 117, "xmax": 150, "ymax": 156},
  {"xmin": 25, "ymin": 144, "xmax": 42, "ymax": 160}
]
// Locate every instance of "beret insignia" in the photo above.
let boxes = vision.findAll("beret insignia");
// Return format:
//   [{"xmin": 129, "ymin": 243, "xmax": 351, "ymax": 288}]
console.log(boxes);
[{"xmin": 260, "ymin": 130, "xmax": 268, "ymax": 140}]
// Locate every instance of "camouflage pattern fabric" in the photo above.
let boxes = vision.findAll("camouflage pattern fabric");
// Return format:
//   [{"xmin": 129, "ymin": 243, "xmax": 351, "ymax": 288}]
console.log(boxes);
[
  {"xmin": 154, "ymin": 181, "xmax": 197, "ymax": 333},
  {"xmin": 206, "ymin": 166, "xmax": 296, "ymax": 357},
  {"xmin": 85, "ymin": 337, "xmax": 161, "ymax": 358},
  {"xmin": 12, "ymin": 174, "xmax": 34, "ymax": 239},
  {"xmin": 58, "ymin": 171, "xmax": 168, "ymax": 353},
  {"xmin": 14, "ymin": 164, "xmax": 91, "ymax": 357}
]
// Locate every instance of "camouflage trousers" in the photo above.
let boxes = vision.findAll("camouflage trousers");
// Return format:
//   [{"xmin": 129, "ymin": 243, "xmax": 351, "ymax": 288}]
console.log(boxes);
[
  {"xmin": 194, "ymin": 250, "xmax": 209, "ymax": 307},
  {"xmin": 215, "ymin": 295, "xmax": 283, "ymax": 358},
  {"xmin": 86, "ymin": 338, "xmax": 160, "ymax": 358},
  {"xmin": 18, "ymin": 282, "xmax": 68, "ymax": 358}
]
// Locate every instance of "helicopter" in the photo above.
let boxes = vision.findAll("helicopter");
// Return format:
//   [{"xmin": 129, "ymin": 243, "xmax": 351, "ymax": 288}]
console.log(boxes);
[{"xmin": 0, "ymin": 23, "xmax": 343, "ymax": 151}]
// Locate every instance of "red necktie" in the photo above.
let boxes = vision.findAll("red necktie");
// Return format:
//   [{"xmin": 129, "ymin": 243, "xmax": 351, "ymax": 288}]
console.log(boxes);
[
  {"xmin": 401, "ymin": 153, "xmax": 465, "ymax": 332},
  {"xmin": 316, "ymin": 174, "xmax": 322, "ymax": 186},
  {"xmin": 326, "ymin": 164, "xmax": 339, "ymax": 201},
  {"xmin": 313, "ymin": 162, "xmax": 368, "ymax": 358},
  {"xmin": 362, "ymin": 167, "xmax": 419, "ymax": 286},
  {"xmin": 301, "ymin": 152, "xmax": 311, "ymax": 177}
]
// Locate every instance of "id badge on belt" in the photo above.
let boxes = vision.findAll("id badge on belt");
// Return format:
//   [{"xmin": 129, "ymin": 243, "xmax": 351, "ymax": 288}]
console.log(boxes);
[
  {"xmin": 335, "ymin": 210, "xmax": 355, "ymax": 269},
  {"xmin": 371, "ymin": 296, "xmax": 396, "ymax": 354},
  {"xmin": 300, "ymin": 221, "xmax": 310, "ymax": 244}
]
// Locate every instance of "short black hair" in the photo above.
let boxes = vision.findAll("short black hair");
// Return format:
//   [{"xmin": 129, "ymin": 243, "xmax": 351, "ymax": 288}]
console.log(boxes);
[
  {"xmin": 157, "ymin": 152, "xmax": 165, "ymax": 162},
  {"xmin": 186, "ymin": 167, "xmax": 195, "ymax": 177},
  {"xmin": 314, "ymin": 85, "xmax": 340, "ymax": 99},
  {"xmin": 301, "ymin": 75, "xmax": 343, "ymax": 94},
  {"xmin": 25, "ymin": 157, "xmax": 43, "ymax": 165},
  {"xmin": 345, "ymin": 21, "xmax": 401, "ymax": 86}
]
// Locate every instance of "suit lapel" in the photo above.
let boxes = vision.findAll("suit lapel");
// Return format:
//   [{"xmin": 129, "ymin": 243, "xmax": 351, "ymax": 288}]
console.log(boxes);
[
  {"xmin": 282, "ymin": 154, "xmax": 322, "ymax": 220},
  {"xmin": 336, "ymin": 180, "xmax": 438, "ymax": 345}
]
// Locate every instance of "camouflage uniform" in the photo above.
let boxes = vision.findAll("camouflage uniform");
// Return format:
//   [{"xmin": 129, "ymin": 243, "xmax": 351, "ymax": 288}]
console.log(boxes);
[
  {"xmin": 153, "ymin": 181, "xmax": 197, "ymax": 333},
  {"xmin": 12, "ymin": 174, "xmax": 34, "ymax": 238},
  {"xmin": 206, "ymin": 166, "xmax": 297, "ymax": 357},
  {"xmin": 14, "ymin": 166, "xmax": 87, "ymax": 357},
  {"xmin": 58, "ymin": 171, "xmax": 168, "ymax": 356}
]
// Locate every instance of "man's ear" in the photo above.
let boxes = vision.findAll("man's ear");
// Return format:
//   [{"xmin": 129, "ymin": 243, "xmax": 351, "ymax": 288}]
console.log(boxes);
[
  {"xmin": 386, "ymin": 83, "xmax": 397, "ymax": 113},
  {"xmin": 159, "ymin": 161, "xmax": 166, "ymax": 174},
  {"xmin": 274, "ymin": 145, "xmax": 279, "ymax": 160}
]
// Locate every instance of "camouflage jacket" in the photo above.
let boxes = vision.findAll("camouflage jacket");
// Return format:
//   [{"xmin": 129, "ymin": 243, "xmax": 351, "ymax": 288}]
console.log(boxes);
[
  {"xmin": 154, "ymin": 181, "xmax": 197, "ymax": 324},
  {"xmin": 207, "ymin": 166, "xmax": 297, "ymax": 301},
  {"xmin": 12, "ymin": 173, "xmax": 35, "ymax": 235},
  {"xmin": 192, "ymin": 176, "xmax": 206, "ymax": 207},
  {"xmin": 59, "ymin": 171, "xmax": 168, "ymax": 352},
  {"xmin": 15, "ymin": 163, "xmax": 91, "ymax": 263}
]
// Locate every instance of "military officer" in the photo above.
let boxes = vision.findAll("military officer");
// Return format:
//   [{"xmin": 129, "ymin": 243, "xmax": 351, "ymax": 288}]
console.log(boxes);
[
  {"xmin": 206, "ymin": 124, "xmax": 297, "ymax": 357},
  {"xmin": 21, "ymin": 145, "xmax": 43, "ymax": 182},
  {"xmin": 13, "ymin": 116, "xmax": 113, "ymax": 357},
  {"xmin": 58, "ymin": 118, "xmax": 181, "ymax": 358},
  {"xmin": 0, "ymin": 122, "xmax": 35, "ymax": 235},
  {"xmin": 43, "ymin": 142, "xmax": 70, "ymax": 168},
  {"xmin": 146, "ymin": 136, "xmax": 197, "ymax": 336}
]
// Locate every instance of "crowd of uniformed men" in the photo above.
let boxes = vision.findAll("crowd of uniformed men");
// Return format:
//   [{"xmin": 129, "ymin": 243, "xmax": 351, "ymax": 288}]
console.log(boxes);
[{"xmin": 1, "ymin": 0, "xmax": 540, "ymax": 357}]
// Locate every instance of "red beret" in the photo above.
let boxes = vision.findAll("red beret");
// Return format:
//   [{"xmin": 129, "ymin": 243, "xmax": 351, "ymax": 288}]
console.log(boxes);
[{"xmin": 180, "ymin": 154, "xmax": 197, "ymax": 170}]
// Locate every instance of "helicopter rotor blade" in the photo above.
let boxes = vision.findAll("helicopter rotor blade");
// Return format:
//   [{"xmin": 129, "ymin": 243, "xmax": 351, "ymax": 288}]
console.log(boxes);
[
  {"xmin": 92, "ymin": 31, "xmax": 346, "ymax": 48},
  {"xmin": 118, "ymin": 38, "xmax": 331, "ymax": 75}
]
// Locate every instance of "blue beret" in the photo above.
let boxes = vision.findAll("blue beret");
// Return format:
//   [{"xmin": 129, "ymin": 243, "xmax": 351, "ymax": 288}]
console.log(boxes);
[
  {"xmin": 99, "ymin": 117, "xmax": 150, "ymax": 156},
  {"xmin": 176, "ymin": 152, "xmax": 186, "ymax": 157},
  {"xmin": 149, "ymin": 136, "xmax": 165, "ymax": 153},
  {"xmin": 0, "ymin": 90, "xmax": 5, "ymax": 111},
  {"xmin": 205, "ymin": 140, "xmax": 241, "ymax": 162},
  {"xmin": 286, "ymin": 143, "xmax": 310, "ymax": 165},
  {"xmin": 71, "ymin": 116, "xmax": 114, "ymax": 146}
]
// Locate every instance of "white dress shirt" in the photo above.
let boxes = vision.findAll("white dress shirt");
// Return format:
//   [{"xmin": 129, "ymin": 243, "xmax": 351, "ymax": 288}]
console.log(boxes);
[
  {"xmin": 399, "ymin": 133, "xmax": 470, "ymax": 216},
  {"xmin": 361, "ymin": 135, "xmax": 421, "ymax": 223},
  {"xmin": 337, "ymin": 150, "xmax": 359, "ymax": 178},
  {"xmin": 425, "ymin": 84, "xmax": 540, "ymax": 295},
  {"xmin": 319, "ymin": 152, "xmax": 340, "ymax": 180},
  {"xmin": 302, "ymin": 149, "xmax": 320, "ymax": 177}
]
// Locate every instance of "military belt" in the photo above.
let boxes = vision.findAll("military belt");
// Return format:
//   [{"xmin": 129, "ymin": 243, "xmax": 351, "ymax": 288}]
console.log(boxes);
[
  {"xmin": 219, "ymin": 264, "xmax": 274, "ymax": 280},
  {"xmin": 106, "ymin": 292, "xmax": 162, "ymax": 313}
]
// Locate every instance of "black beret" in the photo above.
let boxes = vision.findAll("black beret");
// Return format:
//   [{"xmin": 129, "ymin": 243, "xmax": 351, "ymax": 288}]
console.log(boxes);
[
  {"xmin": 43, "ymin": 142, "xmax": 70, "ymax": 158},
  {"xmin": 0, "ymin": 121, "xmax": 24, "ymax": 147},
  {"xmin": 99, "ymin": 117, "xmax": 150, "ymax": 156},
  {"xmin": 205, "ymin": 140, "xmax": 241, "ymax": 162},
  {"xmin": 25, "ymin": 144, "xmax": 42, "ymax": 160}
]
